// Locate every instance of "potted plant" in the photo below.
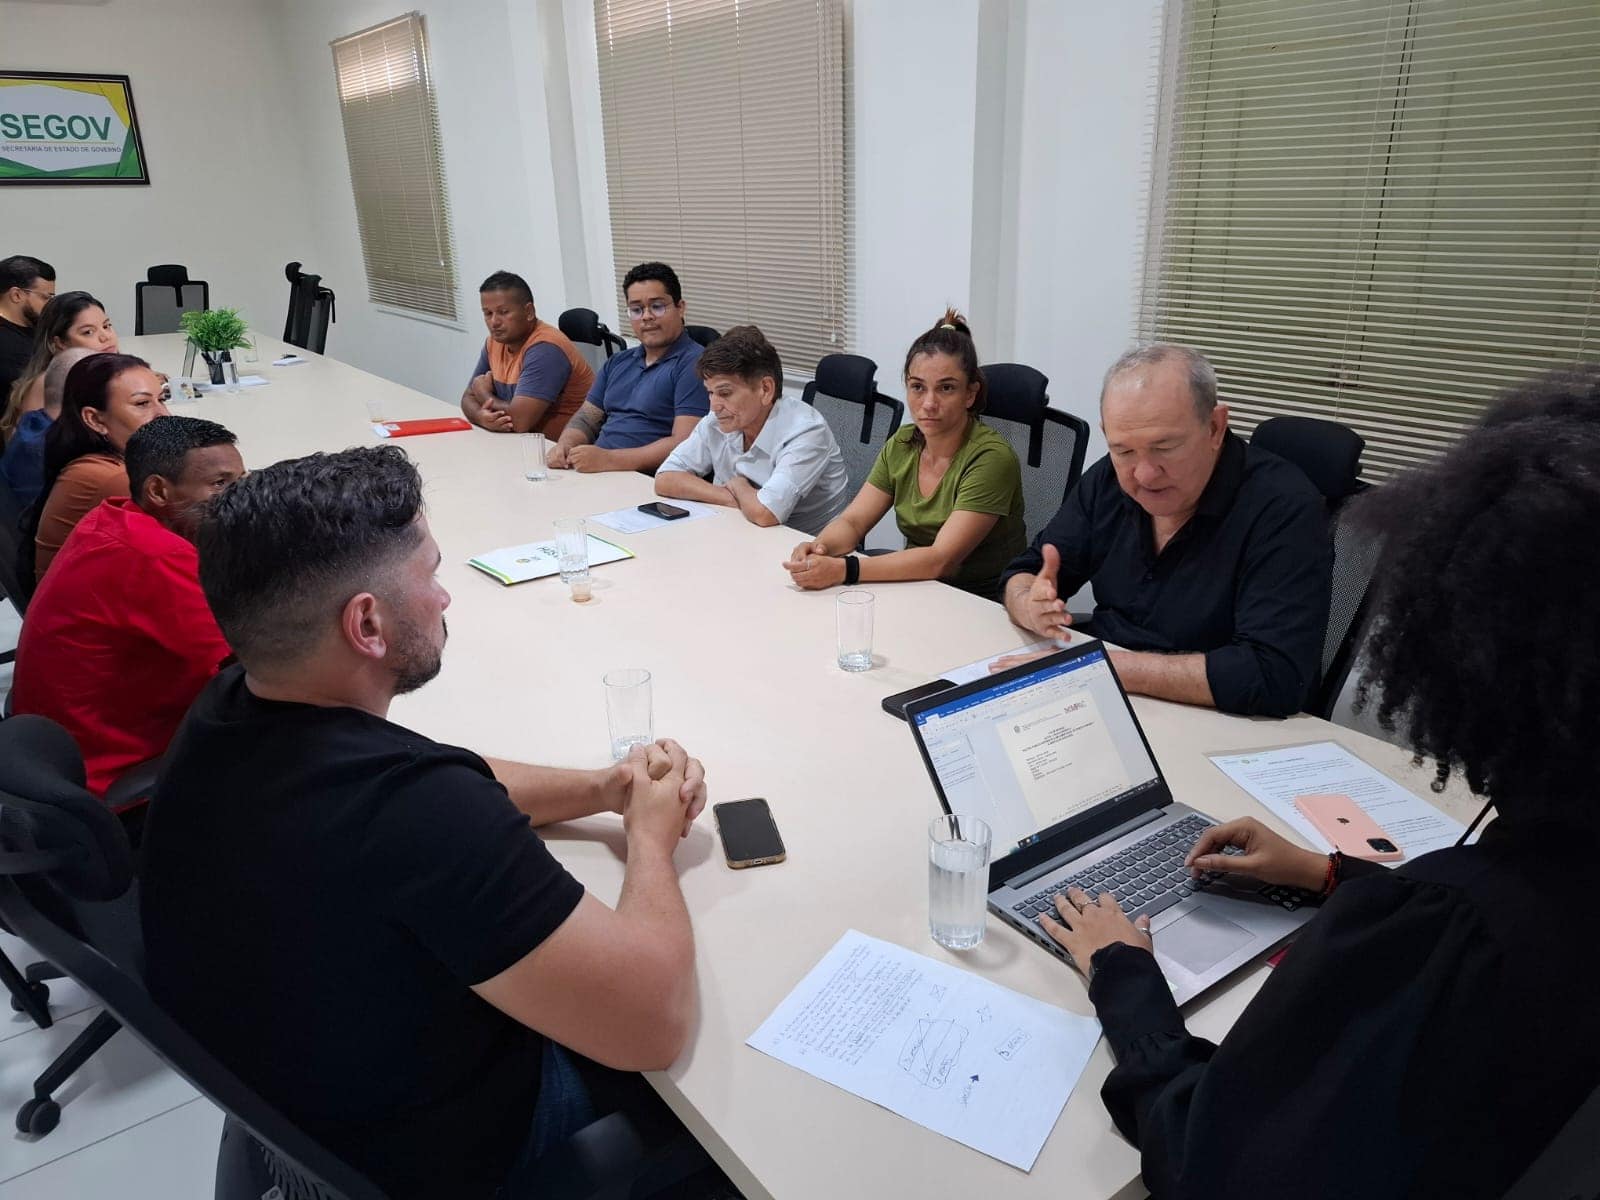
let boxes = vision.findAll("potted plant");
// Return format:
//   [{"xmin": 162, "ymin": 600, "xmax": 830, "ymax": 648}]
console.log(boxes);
[{"xmin": 180, "ymin": 308, "xmax": 251, "ymax": 385}]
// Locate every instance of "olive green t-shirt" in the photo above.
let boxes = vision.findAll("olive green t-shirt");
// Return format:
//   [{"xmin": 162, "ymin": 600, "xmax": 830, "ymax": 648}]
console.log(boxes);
[{"xmin": 866, "ymin": 421, "xmax": 1026, "ymax": 599}]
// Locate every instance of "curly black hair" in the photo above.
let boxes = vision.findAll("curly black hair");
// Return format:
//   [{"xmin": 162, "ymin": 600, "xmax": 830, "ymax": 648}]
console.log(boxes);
[
  {"xmin": 1353, "ymin": 364, "xmax": 1600, "ymax": 822},
  {"xmin": 197, "ymin": 444, "xmax": 424, "ymax": 670}
]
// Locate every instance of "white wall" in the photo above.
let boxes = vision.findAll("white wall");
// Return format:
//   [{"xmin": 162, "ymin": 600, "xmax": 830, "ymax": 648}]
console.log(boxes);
[{"xmin": 0, "ymin": 0, "xmax": 309, "ymax": 343}]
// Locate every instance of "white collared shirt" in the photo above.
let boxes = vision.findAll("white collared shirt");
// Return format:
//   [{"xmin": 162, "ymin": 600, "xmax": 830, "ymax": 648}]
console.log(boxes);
[{"xmin": 659, "ymin": 396, "xmax": 851, "ymax": 535}]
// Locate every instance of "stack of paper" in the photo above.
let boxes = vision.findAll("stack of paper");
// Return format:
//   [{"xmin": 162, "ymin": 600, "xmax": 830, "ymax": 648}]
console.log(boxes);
[{"xmin": 468, "ymin": 534, "xmax": 633, "ymax": 586}]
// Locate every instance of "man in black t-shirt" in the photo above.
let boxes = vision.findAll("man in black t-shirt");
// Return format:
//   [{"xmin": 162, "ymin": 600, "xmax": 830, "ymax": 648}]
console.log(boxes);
[
  {"xmin": 141, "ymin": 445, "xmax": 708, "ymax": 1199},
  {"xmin": 0, "ymin": 255, "xmax": 55, "ymax": 402}
]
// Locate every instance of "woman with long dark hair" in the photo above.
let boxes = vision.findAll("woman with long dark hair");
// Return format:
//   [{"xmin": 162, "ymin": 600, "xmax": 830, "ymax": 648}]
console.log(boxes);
[
  {"xmin": 1040, "ymin": 365, "xmax": 1600, "ymax": 1199},
  {"xmin": 32, "ymin": 352, "xmax": 167, "ymax": 580},
  {"xmin": 783, "ymin": 308, "xmax": 1025, "ymax": 600},
  {"xmin": 0, "ymin": 291, "xmax": 117, "ymax": 442}
]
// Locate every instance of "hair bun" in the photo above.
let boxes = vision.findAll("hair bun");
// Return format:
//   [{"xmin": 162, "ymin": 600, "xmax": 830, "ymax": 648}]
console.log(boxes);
[{"xmin": 932, "ymin": 307, "xmax": 972, "ymax": 338}]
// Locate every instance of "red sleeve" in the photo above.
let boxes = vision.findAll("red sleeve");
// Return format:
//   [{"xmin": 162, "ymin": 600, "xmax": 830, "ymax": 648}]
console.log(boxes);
[{"xmin": 135, "ymin": 545, "xmax": 232, "ymax": 679}]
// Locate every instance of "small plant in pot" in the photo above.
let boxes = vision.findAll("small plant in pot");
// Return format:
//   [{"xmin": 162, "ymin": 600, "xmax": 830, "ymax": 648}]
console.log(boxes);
[{"xmin": 180, "ymin": 308, "xmax": 251, "ymax": 385}]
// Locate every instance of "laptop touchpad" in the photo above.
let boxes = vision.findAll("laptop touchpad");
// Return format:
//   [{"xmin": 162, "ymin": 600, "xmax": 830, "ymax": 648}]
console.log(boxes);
[{"xmin": 1160, "ymin": 908, "xmax": 1254, "ymax": 974}]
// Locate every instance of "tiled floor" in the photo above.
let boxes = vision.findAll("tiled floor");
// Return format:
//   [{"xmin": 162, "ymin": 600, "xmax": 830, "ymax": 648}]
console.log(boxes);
[{"xmin": 0, "ymin": 603, "xmax": 221, "ymax": 1197}]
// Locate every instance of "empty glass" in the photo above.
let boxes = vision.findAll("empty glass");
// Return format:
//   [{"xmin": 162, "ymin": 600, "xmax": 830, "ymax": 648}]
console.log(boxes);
[
  {"xmin": 221, "ymin": 356, "xmax": 240, "ymax": 393},
  {"xmin": 604, "ymin": 669, "xmax": 653, "ymax": 761},
  {"xmin": 836, "ymin": 589, "xmax": 874, "ymax": 672},
  {"xmin": 522, "ymin": 432, "xmax": 548, "ymax": 481},
  {"xmin": 929, "ymin": 814, "xmax": 992, "ymax": 950}
]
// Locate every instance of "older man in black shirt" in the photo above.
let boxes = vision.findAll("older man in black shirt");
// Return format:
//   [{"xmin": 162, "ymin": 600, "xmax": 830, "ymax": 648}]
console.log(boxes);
[{"xmin": 1000, "ymin": 344, "xmax": 1330, "ymax": 717}]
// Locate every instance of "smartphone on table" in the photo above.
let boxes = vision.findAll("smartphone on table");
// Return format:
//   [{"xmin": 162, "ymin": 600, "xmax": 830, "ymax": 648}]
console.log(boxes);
[
  {"xmin": 714, "ymin": 798, "xmax": 786, "ymax": 869},
  {"xmin": 638, "ymin": 501, "xmax": 690, "ymax": 520},
  {"xmin": 1293, "ymin": 793, "xmax": 1404, "ymax": 861}
]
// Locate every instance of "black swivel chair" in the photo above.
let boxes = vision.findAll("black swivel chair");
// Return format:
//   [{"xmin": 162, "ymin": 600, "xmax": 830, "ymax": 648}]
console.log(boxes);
[
  {"xmin": 558, "ymin": 307, "xmax": 628, "ymax": 376},
  {"xmin": 1250, "ymin": 415, "xmax": 1374, "ymax": 719},
  {"xmin": 801, "ymin": 353, "xmax": 904, "ymax": 497},
  {"xmin": 283, "ymin": 262, "xmax": 336, "ymax": 355},
  {"xmin": 684, "ymin": 324, "xmax": 720, "ymax": 348},
  {"xmin": 134, "ymin": 265, "xmax": 209, "ymax": 336},
  {"xmin": 980, "ymin": 363, "xmax": 1091, "ymax": 543},
  {"xmin": 0, "ymin": 475, "xmax": 23, "ymax": 668}
]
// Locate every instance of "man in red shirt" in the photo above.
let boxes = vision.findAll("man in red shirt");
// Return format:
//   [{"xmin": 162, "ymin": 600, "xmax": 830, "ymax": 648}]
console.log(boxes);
[{"xmin": 12, "ymin": 415, "xmax": 244, "ymax": 802}]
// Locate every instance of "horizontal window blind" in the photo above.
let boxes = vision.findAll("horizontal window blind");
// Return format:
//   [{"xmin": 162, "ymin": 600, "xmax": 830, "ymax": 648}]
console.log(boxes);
[
  {"xmin": 331, "ymin": 14, "xmax": 459, "ymax": 321},
  {"xmin": 593, "ymin": 0, "xmax": 848, "ymax": 373},
  {"xmin": 1141, "ymin": 0, "xmax": 1600, "ymax": 479}
]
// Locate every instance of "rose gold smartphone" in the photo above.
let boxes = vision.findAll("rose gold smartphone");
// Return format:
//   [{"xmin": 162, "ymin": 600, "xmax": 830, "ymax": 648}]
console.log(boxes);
[{"xmin": 1293, "ymin": 793, "xmax": 1404, "ymax": 861}]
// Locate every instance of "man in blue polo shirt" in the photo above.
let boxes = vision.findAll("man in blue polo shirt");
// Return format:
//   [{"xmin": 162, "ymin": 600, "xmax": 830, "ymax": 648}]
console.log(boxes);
[{"xmin": 547, "ymin": 262, "xmax": 707, "ymax": 474}]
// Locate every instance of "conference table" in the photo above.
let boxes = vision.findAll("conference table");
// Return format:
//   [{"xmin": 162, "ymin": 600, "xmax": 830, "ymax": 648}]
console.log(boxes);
[{"xmin": 127, "ymin": 334, "xmax": 1485, "ymax": 1200}]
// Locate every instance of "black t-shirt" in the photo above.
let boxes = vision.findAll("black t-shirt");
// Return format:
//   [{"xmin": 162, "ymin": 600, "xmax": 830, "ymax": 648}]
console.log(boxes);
[
  {"xmin": 0, "ymin": 315, "xmax": 34, "ymax": 407},
  {"xmin": 1001, "ymin": 432, "xmax": 1331, "ymax": 717},
  {"xmin": 141, "ymin": 666, "xmax": 585, "ymax": 1199}
]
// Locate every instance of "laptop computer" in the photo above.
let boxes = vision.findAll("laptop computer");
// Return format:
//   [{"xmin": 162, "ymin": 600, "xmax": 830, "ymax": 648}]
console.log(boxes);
[{"xmin": 905, "ymin": 640, "xmax": 1313, "ymax": 1005}]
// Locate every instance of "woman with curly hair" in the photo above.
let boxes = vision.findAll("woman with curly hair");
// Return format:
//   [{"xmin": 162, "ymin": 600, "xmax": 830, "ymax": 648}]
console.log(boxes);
[{"xmin": 1035, "ymin": 365, "xmax": 1600, "ymax": 1199}]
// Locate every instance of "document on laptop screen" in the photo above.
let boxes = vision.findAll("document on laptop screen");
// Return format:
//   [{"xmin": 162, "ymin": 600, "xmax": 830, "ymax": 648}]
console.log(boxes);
[{"xmin": 914, "ymin": 650, "xmax": 1160, "ymax": 852}]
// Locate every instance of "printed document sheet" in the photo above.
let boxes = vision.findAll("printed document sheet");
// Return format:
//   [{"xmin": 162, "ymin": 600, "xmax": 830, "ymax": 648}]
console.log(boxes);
[
  {"xmin": 1208, "ymin": 741, "xmax": 1468, "ymax": 862},
  {"xmin": 588, "ymin": 499, "xmax": 721, "ymax": 535},
  {"xmin": 747, "ymin": 930, "xmax": 1100, "ymax": 1170}
]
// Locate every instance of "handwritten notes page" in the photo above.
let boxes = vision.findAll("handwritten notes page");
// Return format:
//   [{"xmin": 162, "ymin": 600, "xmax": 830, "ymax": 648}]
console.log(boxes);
[
  {"xmin": 746, "ymin": 930, "xmax": 1100, "ymax": 1170},
  {"xmin": 1208, "ymin": 740, "xmax": 1469, "ymax": 862}
]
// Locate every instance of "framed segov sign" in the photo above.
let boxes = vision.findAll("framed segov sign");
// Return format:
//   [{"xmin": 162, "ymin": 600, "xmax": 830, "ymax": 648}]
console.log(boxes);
[{"xmin": 0, "ymin": 71, "xmax": 150, "ymax": 185}]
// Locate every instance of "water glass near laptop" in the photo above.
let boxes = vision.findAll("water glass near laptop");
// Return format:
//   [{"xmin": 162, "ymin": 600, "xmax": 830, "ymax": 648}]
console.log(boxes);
[
  {"xmin": 836, "ymin": 589, "xmax": 874, "ymax": 672},
  {"xmin": 929, "ymin": 814, "xmax": 992, "ymax": 950}
]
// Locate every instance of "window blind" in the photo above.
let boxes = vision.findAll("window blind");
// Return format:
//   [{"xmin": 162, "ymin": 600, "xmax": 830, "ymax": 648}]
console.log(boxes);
[
  {"xmin": 331, "ymin": 14, "xmax": 459, "ymax": 322},
  {"xmin": 592, "ymin": 0, "xmax": 847, "ymax": 374},
  {"xmin": 1140, "ymin": 0, "xmax": 1600, "ymax": 479}
]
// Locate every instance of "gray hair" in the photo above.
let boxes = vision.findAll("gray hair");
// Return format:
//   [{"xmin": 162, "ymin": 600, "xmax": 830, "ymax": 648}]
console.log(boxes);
[
  {"xmin": 42, "ymin": 347, "xmax": 97, "ymax": 416},
  {"xmin": 1100, "ymin": 343, "xmax": 1218, "ymax": 419}
]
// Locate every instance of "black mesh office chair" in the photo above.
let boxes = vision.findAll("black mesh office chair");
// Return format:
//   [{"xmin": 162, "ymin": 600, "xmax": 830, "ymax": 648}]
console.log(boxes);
[
  {"xmin": 283, "ymin": 262, "xmax": 336, "ymax": 355},
  {"xmin": 134, "ymin": 265, "xmax": 209, "ymax": 336},
  {"xmin": 0, "ymin": 475, "xmax": 23, "ymax": 667},
  {"xmin": 981, "ymin": 363, "xmax": 1091, "ymax": 543},
  {"xmin": 685, "ymin": 325, "xmax": 720, "ymax": 348},
  {"xmin": 801, "ymin": 353, "xmax": 904, "ymax": 496},
  {"xmin": 1250, "ymin": 415, "xmax": 1373, "ymax": 719},
  {"xmin": 558, "ymin": 307, "xmax": 628, "ymax": 376}
]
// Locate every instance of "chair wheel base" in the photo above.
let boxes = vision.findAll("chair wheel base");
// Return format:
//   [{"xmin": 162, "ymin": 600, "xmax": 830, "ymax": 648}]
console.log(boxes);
[
  {"xmin": 9, "ymin": 980, "xmax": 49, "ymax": 1014},
  {"xmin": 17, "ymin": 1097, "xmax": 60, "ymax": 1136}
]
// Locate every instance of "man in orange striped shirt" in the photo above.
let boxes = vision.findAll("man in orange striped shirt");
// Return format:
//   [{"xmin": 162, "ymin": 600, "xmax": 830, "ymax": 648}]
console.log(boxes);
[{"xmin": 460, "ymin": 271, "xmax": 594, "ymax": 438}]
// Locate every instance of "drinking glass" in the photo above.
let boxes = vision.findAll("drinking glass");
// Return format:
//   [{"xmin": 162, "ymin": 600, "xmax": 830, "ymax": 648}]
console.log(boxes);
[
  {"xmin": 836, "ymin": 589, "xmax": 874, "ymax": 672},
  {"xmin": 929, "ymin": 814, "xmax": 992, "ymax": 950},
  {"xmin": 604, "ymin": 669, "xmax": 653, "ymax": 761},
  {"xmin": 221, "ymin": 356, "xmax": 240, "ymax": 393},
  {"xmin": 554, "ymin": 517, "xmax": 588, "ymax": 583},
  {"xmin": 522, "ymin": 432, "xmax": 548, "ymax": 481}
]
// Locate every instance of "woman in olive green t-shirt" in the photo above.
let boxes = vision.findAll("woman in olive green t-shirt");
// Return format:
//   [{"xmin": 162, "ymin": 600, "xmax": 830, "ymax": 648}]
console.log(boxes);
[{"xmin": 784, "ymin": 310, "xmax": 1025, "ymax": 601}]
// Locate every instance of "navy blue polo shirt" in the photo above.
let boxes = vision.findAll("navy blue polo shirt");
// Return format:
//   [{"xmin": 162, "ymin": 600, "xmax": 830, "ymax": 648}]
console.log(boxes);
[
  {"xmin": 1001, "ymin": 431, "xmax": 1331, "ymax": 717},
  {"xmin": 586, "ymin": 332, "xmax": 707, "ymax": 450}
]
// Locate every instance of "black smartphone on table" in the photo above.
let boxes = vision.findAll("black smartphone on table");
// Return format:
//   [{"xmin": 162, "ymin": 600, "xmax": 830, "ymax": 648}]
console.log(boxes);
[
  {"xmin": 638, "ymin": 502, "xmax": 690, "ymax": 520},
  {"xmin": 714, "ymin": 798, "xmax": 786, "ymax": 868}
]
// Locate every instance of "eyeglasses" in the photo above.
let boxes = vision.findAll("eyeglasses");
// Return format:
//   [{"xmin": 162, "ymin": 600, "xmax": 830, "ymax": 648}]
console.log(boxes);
[
  {"xmin": 18, "ymin": 287, "xmax": 54, "ymax": 302},
  {"xmin": 626, "ymin": 299, "xmax": 676, "ymax": 320}
]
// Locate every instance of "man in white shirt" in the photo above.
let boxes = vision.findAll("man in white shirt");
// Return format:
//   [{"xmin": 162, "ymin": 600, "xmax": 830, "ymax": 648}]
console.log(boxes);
[{"xmin": 655, "ymin": 325, "xmax": 850, "ymax": 535}]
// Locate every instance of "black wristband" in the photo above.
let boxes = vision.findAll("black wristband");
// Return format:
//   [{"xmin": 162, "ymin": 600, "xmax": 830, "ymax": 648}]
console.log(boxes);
[{"xmin": 843, "ymin": 554, "xmax": 861, "ymax": 586}]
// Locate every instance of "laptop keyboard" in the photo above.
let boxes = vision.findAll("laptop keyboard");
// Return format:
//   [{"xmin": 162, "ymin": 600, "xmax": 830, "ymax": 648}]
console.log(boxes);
[{"xmin": 1010, "ymin": 813, "xmax": 1308, "ymax": 924}]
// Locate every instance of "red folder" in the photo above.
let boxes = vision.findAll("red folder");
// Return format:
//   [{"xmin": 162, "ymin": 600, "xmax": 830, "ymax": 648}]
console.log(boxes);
[{"xmin": 373, "ymin": 417, "xmax": 472, "ymax": 439}]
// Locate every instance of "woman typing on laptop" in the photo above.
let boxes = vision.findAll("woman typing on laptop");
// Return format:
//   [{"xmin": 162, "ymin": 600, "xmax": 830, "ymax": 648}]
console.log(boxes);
[{"xmin": 1038, "ymin": 367, "xmax": 1600, "ymax": 1200}]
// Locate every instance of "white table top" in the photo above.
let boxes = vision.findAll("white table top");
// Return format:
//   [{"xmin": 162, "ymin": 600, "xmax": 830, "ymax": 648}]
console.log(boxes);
[{"xmin": 129, "ymin": 334, "xmax": 1484, "ymax": 1200}]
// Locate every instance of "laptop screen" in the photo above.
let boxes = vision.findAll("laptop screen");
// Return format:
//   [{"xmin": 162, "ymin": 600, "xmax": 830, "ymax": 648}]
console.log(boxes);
[{"xmin": 910, "ymin": 647, "xmax": 1163, "ymax": 855}]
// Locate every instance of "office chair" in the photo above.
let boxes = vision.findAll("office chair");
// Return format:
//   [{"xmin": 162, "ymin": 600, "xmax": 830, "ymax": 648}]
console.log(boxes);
[
  {"xmin": 801, "ymin": 353, "xmax": 903, "ymax": 497},
  {"xmin": 1249, "ymin": 415, "xmax": 1374, "ymax": 720},
  {"xmin": 980, "ymin": 363, "xmax": 1091, "ymax": 543},
  {"xmin": 0, "ymin": 475, "xmax": 27, "ymax": 664},
  {"xmin": 134, "ymin": 265, "xmax": 209, "ymax": 336},
  {"xmin": 558, "ymin": 307, "xmax": 628, "ymax": 375},
  {"xmin": 283, "ymin": 262, "xmax": 336, "ymax": 355},
  {"xmin": 685, "ymin": 324, "xmax": 720, "ymax": 348},
  {"xmin": 1502, "ymin": 1079, "xmax": 1600, "ymax": 1200}
]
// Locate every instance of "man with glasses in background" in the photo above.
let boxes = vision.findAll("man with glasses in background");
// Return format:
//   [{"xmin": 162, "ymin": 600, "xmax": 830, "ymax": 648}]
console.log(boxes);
[
  {"xmin": 547, "ymin": 261, "xmax": 708, "ymax": 474},
  {"xmin": 0, "ymin": 255, "xmax": 57, "ymax": 400}
]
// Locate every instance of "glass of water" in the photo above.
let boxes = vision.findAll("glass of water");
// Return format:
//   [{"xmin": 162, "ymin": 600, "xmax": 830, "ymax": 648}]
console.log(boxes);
[
  {"xmin": 604, "ymin": 668, "xmax": 653, "ymax": 761},
  {"xmin": 554, "ymin": 517, "xmax": 588, "ymax": 583},
  {"xmin": 221, "ymin": 355, "xmax": 240, "ymax": 393},
  {"xmin": 521, "ymin": 432, "xmax": 548, "ymax": 481},
  {"xmin": 836, "ymin": 589, "xmax": 874, "ymax": 672},
  {"xmin": 929, "ymin": 814, "xmax": 992, "ymax": 950}
]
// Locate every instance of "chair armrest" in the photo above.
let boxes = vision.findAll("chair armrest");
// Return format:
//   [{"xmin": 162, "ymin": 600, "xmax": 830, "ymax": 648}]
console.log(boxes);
[{"xmin": 104, "ymin": 756, "xmax": 165, "ymax": 812}]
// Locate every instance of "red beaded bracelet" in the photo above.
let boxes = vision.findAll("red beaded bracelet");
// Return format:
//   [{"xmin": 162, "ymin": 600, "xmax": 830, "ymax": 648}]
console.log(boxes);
[{"xmin": 1320, "ymin": 851, "xmax": 1343, "ymax": 898}]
